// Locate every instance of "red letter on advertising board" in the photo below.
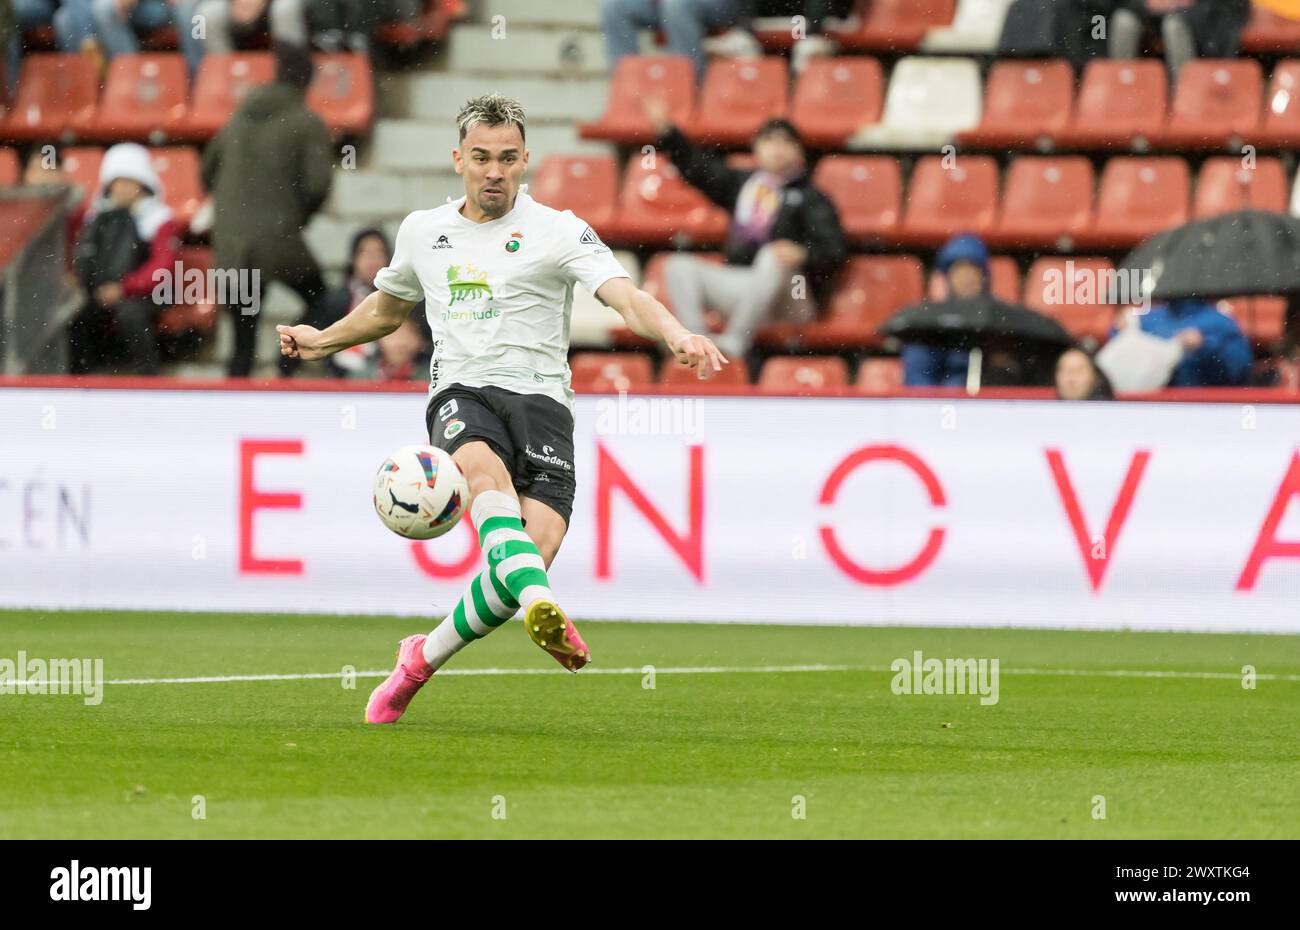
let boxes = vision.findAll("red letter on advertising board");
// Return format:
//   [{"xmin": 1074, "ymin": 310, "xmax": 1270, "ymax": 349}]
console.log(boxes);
[
  {"xmin": 238, "ymin": 439, "xmax": 303, "ymax": 574},
  {"xmin": 411, "ymin": 518, "xmax": 481, "ymax": 579},
  {"xmin": 1237, "ymin": 452, "xmax": 1300, "ymax": 591},
  {"xmin": 1045, "ymin": 449, "xmax": 1150, "ymax": 593},
  {"xmin": 819, "ymin": 445, "xmax": 946, "ymax": 586},
  {"xmin": 595, "ymin": 442, "xmax": 704, "ymax": 581}
]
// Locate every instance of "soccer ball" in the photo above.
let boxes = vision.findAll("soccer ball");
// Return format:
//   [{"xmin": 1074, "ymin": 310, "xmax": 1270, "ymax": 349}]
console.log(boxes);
[{"xmin": 372, "ymin": 444, "xmax": 469, "ymax": 540}]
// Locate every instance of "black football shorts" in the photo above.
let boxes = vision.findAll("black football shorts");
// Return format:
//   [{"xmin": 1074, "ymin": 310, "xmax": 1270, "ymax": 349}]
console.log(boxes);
[{"xmin": 426, "ymin": 383, "xmax": 577, "ymax": 525}]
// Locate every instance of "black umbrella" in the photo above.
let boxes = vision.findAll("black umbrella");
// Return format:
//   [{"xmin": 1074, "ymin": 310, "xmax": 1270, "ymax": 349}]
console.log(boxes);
[
  {"xmin": 1119, "ymin": 210, "xmax": 1300, "ymax": 301},
  {"xmin": 880, "ymin": 295, "xmax": 1073, "ymax": 353}
]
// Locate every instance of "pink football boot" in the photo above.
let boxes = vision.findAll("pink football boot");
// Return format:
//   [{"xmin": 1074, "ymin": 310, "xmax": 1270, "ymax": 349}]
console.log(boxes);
[{"xmin": 365, "ymin": 634, "xmax": 435, "ymax": 724}]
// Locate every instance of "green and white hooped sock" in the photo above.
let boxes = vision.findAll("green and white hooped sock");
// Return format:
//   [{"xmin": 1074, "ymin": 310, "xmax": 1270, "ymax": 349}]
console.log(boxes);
[{"xmin": 420, "ymin": 491, "xmax": 552, "ymax": 670}]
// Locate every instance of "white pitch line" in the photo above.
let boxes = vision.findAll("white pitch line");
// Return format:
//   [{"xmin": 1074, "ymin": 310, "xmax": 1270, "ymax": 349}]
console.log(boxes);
[{"xmin": 11, "ymin": 662, "xmax": 1288, "ymax": 687}]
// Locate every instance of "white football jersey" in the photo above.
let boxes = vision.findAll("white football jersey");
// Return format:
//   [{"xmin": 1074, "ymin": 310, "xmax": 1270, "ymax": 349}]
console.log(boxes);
[{"xmin": 373, "ymin": 190, "xmax": 630, "ymax": 410}]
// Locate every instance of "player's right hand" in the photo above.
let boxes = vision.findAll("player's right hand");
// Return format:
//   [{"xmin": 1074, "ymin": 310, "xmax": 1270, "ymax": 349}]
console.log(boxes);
[{"xmin": 276, "ymin": 324, "xmax": 328, "ymax": 361}]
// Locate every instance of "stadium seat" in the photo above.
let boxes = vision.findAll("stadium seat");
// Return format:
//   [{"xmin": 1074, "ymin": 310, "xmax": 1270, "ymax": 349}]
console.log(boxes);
[
  {"xmin": 1241, "ymin": 5, "xmax": 1300, "ymax": 55},
  {"xmin": 1057, "ymin": 60, "xmax": 1167, "ymax": 151},
  {"xmin": 661, "ymin": 356, "xmax": 750, "ymax": 386},
  {"xmin": 798, "ymin": 255, "xmax": 926, "ymax": 350},
  {"xmin": 374, "ymin": 0, "xmax": 465, "ymax": 46},
  {"xmin": 1261, "ymin": 60, "xmax": 1300, "ymax": 148},
  {"xmin": 181, "ymin": 53, "xmax": 275, "ymax": 140},
  {"xmin": 59, "ymin": 146, "xmax": 104, "ymax": 203},
  {"xmin": 1160, "ymin": 60, "xmax": 1263, "ymax": 150},
  {"xmin": 1221, "ymin": 297, "xmax": 1287, "ymax": 349},
  {"xmin": 847, "ymin": 56, "xmax": 981, "ymax": 150},
  {"xmin": 1077, "ymin": 157, "xmax": 1190, "ymax": 250},
  {"xmin": 307, "ymin": 53, "xmax": 374, "ymax": 137},
  {"xmin": 579, "ymin": 56, "xmax": 695, "ymax": 146},
  {"xmin": 957, "ymin": 60, "xmax": 1073, "ymax": 151},
  {"xmin": 149, "ymin": 147, "xmax": 203, "ymax": 230},
  {"xmin": 570, "ymin": 352, "xmax": 655, "ymax": 392},
  {"xmin": 1023, "ymin": 256, "xmax": 1118, "ymax": 345},
  {"xmin": 811, "ymin": 155, "xmax": 902, "ymax": 244},
  {"xmin": 607, "ymin": 157, "xmax": 729, "ymax": 248},
  {"xmin": 927, "ymin": 254, "xmax": 1020, "ymax": 303},
  {"xmin": 3, "ymin": 53, "xmax": 98, "ymax": 142},
  {"xmin": 83, "ymin": 54, "xmax": 188, "ymax": 143},
  {"xmin": 789, "ymin": 57, "xmax": 884, "ymax": 149},
  {"xmin": 530, "ymin": 154, "xmax": 619, "ymax": 234},
  {"xmin": 0, "ymin": 148, "xmax": 19, "ymax": 186},
  {"xmin": 157, "ymin": 246, "xmax": 218, "ymax": 337},
  {"xmin": 685, "ymin": 57, "xmax": 789, "ymax": 147},
  {"xmin": 989, "ymin": 156, "xmax": 1095, "ymax": 250},
  {"xmin": 758, "ymin": 356, "xmax": 850, "ymax": 394},
  {"xmin": 920, "ymin": 0, "xmax": 1015, "ymax": 53},
  {"xmin": 1194, "ymin": 156, "xmax": 1290, "ymax": 217},
  {"xmin": 836, "ymin": 0, "xmax": 956, "ymax": 52},
  {"xmin": 855, "ymin": 357, "xmax": 904, "ymax": 394},
  {"xmin": 897, "ymin": 155, "xmax": 999, "ymax": 247}
]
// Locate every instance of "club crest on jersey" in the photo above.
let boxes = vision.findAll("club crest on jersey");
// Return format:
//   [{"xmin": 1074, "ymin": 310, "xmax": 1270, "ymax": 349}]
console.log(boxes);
[
  {"xmin": 443, "ymin": 419, "xmax": 465, "ymax": 440},
  {"xmin": 506, "ymin": 231, "xmax": 523, "ymax": 253}
]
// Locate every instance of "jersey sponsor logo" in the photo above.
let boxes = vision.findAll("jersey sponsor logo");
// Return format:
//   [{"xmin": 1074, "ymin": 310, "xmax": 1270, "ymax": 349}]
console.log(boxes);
[
  {"xmin": 524, "ymin": 443, "xmax": 572, "ymax": 471},
  {"xmin": 443, "ymin": 419, "xmax": 466, "ymax": 440},
  {"xmin": 432, "ymin": 235, "xmax": 453, "ymax": 250},
  {"xmin": 437, "ymin": 398, "xmax": 458, "ymax": 422},
  {"xmin": 446, "ymin": 263, "xmax": 492, "ymax": 305}
]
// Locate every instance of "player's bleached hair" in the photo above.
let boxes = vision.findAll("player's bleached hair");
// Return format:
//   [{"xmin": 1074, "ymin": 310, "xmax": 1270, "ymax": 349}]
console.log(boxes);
[{"xmin": 457, "ymin": 94, "xmax": 526, "ymax": 143}]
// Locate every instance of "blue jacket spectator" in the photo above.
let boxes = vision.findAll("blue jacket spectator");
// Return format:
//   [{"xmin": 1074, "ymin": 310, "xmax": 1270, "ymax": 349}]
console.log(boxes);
[
  {"xmin": 901, "ymin": 233, "xmax": 990, "ymax": 387},
  {"xmin": 1136, "ymin": 298, "xmax": 1252, "ymax": 387}
]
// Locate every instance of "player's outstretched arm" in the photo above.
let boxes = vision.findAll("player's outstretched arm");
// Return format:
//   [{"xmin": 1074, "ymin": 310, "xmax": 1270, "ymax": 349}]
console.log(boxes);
[
  {"xmin": 277, "ymin": 290, "xmax": 417, "ymax": 361},
  {"xmin": 595, "ymin": 277, "xmax": 728, "ymax": 376}
]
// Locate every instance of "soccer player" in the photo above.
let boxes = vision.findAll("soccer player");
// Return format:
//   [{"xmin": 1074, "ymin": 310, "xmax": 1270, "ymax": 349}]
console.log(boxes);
[{"xmin": 276, "ymin": 94, "xmax": 728, "ymax": 723}]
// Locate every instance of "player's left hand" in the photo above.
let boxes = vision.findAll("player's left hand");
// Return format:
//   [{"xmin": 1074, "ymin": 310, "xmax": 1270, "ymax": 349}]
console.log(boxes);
[{"xmin": 668, "ymin": 332, "xmax": 728, "ymax": 377}]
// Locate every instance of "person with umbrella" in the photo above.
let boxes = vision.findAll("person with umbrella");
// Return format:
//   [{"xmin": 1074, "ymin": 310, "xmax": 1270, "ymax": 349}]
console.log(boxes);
[
  {"xmin": 901, "ymin": 233, "xmax": 990, "ymax": 387},
  {"xmin": 1129, "ymin": 298, "xmax": 1252, "ymax": 387}
]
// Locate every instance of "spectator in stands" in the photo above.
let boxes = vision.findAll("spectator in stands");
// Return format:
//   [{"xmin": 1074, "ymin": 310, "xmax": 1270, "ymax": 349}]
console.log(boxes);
[
  {"xmin": 201, "ymin": 41, "xmax": 333, "ymax": 377},
  {"xmin": 901, "ymin": 233, "xmax": 989, "ymax": 387},
  {"xmin": 1108, "ymin": 0, "xmax": 1251, "ymax": 81},
  {"xmin": 192, "ymin": 0, "xmax": 310, "ymax": 61},
  {"xmin": 91, "ymin": 0, "xmax": 206, "ymax": 73},
  {"xmin": 601, "ymin": 0, "xmax": 752, "ymax": 80},
  {"xmin": 1054, "ymin": 347, "xmax": 1114, "ymax": 399},
  {"xmin": 999, "ymin": 0, "xmax": 1113, "ymax": 70},
  {"xmin": 309, "ymin": 0, "xmax": 419, "ymax": 53},
  {"xmin": 1134, "ymin": 297, "xmax": 1252, "ymax": 386},
  {"xmin": 9, "ymin": 1, "xmax": 97, "ymax": 99},
  {"xmin": 325, "ymin": 227, "xmax": 430, "ymax": 380},
  {"xmin": 66, "ymin": 142, "xmax": 183, "ymax": 374},
  {"xmin": 645, "ymin": 100, "xmax": 847, "ymax": 360},
  {"xmin": 734, "ymin": 0, "xmax": 853, "ymax": 72}
]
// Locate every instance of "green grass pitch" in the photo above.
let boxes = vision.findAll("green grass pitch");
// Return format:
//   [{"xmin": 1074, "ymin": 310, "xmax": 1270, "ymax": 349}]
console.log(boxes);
[{"xmin": 1, "ymin": 610, "xmax": 1298, "ymax": 839}]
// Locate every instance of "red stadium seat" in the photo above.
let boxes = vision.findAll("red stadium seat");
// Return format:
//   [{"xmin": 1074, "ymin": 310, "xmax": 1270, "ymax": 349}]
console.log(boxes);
[
  {"xmin": 1221, "ymin": 296, "xmax": 1287, "ymax": 349},
  {"xmin": 149, "ymin": 147, "xmax": 203, "ymax": 231},
  {"xmin": 685, "ymin": 57, "xmax": 788, "ymax": 146},
  {"xmin": 530, "ymin": 155, "xmax": 619, "ymax": 234},
  {"xmin": 856, "ymin": 357, "xmax": 904, "ymax": 395},
  {"xmin": 82, "ymin": 54, "xmax": 188, "ymax": 143},
  {"xmin": 579, "ymin": 56, "xmax": 695, "ymax": 145},
  {"xmin": 898, "ymin": 155, "xmax": 999, "ymax": 247},
  {"xmin": 157, "ymin": 246, "xmax": 219, "ymax": 337},
  {"xmin": 1058, "ymin": 60, "xmax": 1167, "ymax": 150},
  {"xmin": 989, "ymin": 156, "xmax": 1095, "ymax": 250},
  {"xmin": 927, "ymin": 254, "xmax": 1021, "ymax": 303},
  {"xmin": 374, "ymin": 0, "xmax": 464, "ymax": 46},
  {"xmin": 1023, "ymin": 256, "xmax": 1118, "ymax": 344},
  {"xmin": 59, "ymin": 146, "xmax": 104, "ymax": 203},
  {"xmin": 3, "ymin": 53, "xmax": 98, "ymax": 142},
  {"xmin": 799, "ymin": 255, "xmax": 926, "ymax": 350},
  {"xmin": 789, "ymin": 57, "xmax": 884, "ymax": 149},
  {"xmin": 570, "ymin": 352, "xmax": 655, "ymax": 392},
  {"xmin": 607, "ymin": 157, "xmax": 729, "ymax": 248},
  {"xmin": 1241, "ymin": 6, "xmax": 1300, "ymax": 55},
  {"xmin": 1160, "ymin": 59, "xmax": 1263, "ymax": 150},
  {"xmin": 0, "ymin": 148, "xmax": 19, "ymax": 186},
  {"xmin": 307, "ymin": 53, "xmax": 374, "ymax": 137},
  {"xmin": 660, "ymin": 356, "xmax": 750, "ymax": 386},
  {"xmin": 758, "ymin": 356, "xmax": 850, "ymax": 394},
  {"xmin": 637, "ymin": 251, "xmax": 724, "ymax": 319},
  {"xmin": 1260, "ymin": 59, "xmax": 1300, "ymax": 147},
  {"xmin": 957, "ymin": 59, "xmax": 1074, "ymax": 150},
  {"xmin": 1077, "ymin": 157, "xmax": 1190, "ymax": 250},
  {"xmin": 181, "ymin": 53, "xmax": 274, "ymax": 140},
  {"xmin": 811, "ymin": 155, "xmax": 901, "ymax": 244},
  {"xmin": 836, "ymin": 0, "xmax": 957, "ymax": 52},
  {"xmin": 1194, "ymin": 156, "xmax": 1289, "ymax": 217}
]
